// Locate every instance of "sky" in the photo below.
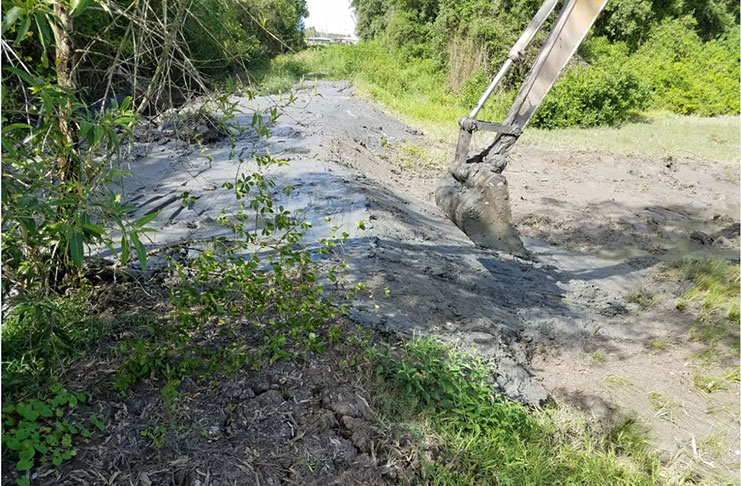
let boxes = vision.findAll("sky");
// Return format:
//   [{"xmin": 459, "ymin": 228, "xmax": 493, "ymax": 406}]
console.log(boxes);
[{"xmin": 304, "ymin": 0, "xmax": 357, "ymax": 36}]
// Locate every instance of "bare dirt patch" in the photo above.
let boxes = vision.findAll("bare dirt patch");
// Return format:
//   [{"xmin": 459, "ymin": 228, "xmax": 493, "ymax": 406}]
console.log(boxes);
[{"xmin": 5, "ymin": 307, "xmax": 418, "ymax": 486}]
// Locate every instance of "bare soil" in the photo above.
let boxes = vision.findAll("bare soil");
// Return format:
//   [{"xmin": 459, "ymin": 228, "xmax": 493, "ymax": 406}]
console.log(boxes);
[
  {"xmin": 18, "ymin": 310, "xmax": 417, "ymax": 486},
  {"xmin": 10, "ymin": 81, "xmax": 738, "ymax": 484}
]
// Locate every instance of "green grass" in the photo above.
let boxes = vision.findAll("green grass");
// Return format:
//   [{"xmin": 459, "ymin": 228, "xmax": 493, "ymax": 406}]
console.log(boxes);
[
  {"xmin": 676, "ymin": 258, "xmax": 740, "ymax": 355},
  {"xmin": 1, "ymin": 292, "xmax": 116, "ymax": 399},
  {"xmin": 646, "ymin": 338, "xmax": 669, "ymax": 351},
  {"xmin": 625, "ymin": 285, "xmax": 662, "ymax": 309},
  {"xmin": 370, "ymin": 338, "xmax": 679, "ymax": 485},
  {"xmin": 647, "ymin": 392, "xmax": 677, "ymax": 419},
  {"xmin": 591, "ymin": 350, "xmax": 607, "ymax": 362},
  {"xmin": 256, "ymin": 44, "xmax": 740, "ymax": 167},
  {"xmin": 667, "ymin": 258, "xmax": 740, "ymax": 392},
  {"xmin": 522, "ymin": 113, "xmax": 740, "ymax": 168}
]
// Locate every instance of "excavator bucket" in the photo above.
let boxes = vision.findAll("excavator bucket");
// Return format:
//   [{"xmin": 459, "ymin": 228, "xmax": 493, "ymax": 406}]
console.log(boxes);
[
  {"xmin": 436, "ymin": 161, "xmax": 528, "ymax": 258},
  {"xmin": 436, "ymin": 0, "xmax": 607, "ymax": 257}
]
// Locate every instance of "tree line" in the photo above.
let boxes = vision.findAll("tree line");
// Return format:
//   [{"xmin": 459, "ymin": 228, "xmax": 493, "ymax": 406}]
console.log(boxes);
[{"xmin": 350, "ymin": 0, "xmax": 740, "ymax": 127}]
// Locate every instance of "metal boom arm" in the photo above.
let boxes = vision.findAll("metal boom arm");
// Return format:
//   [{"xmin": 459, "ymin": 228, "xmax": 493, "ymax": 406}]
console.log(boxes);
[
  {"xmin": 437, "ymin": 0, "xmax": 608, "ymax": 257},
  {"xmin": 455, "ymin": 0, "xmax": 608, "ymax": 170}
]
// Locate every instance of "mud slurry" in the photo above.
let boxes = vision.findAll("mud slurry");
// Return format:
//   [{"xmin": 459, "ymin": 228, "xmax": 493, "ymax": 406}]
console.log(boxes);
[{"xmin": 107, "ymin": 82, "xmax": 737, "ymax": 480}]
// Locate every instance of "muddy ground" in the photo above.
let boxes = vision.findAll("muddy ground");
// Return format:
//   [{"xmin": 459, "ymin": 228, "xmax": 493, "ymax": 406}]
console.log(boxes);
[
  {"xmin": 12, "ymin": 81, "xmax": 738, "ymax": 484},
  {"xmin": 121, "ymin": 81, "xmax": 739, "ymax": 480}
]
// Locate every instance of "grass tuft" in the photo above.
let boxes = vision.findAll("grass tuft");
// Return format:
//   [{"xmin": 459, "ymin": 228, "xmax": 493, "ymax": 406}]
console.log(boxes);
[
  {"xmin": 370, "ymin": 337, "xmax": 673, "ymax": 485},
  {"xmin": 674, "ymin": 258, "xmax": 740, "ymax": 360},
  {"xmin": 625, "ymin": 285, "xmax": 662, "ymax": 309},
  {"xmin": 1, "ymin": 292, "xmax": 115, "ymax": 399}
]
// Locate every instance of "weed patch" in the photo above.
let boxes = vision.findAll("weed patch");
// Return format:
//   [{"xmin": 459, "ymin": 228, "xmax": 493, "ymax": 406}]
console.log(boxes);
[
  {"xmin": 625, "ymin": 285, "xmax": 662, "ymax": 309},
  {"xmin": 2, "ymin": 293, "xmax": 111, "ymax": 399},
  {"xmin": 369, "ymin": 338, "xmax": 669, "ymax": 485},
  {"xmin": 2, "ymin": 384, "xmax": 105, "ymax": 485},
  {"xmin": 673, "ymin": 258, "xmax": 740, "ymax": 363}
]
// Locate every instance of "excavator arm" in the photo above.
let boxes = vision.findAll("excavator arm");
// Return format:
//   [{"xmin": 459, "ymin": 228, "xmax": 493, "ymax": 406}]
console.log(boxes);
[{"xmin": 436, "ymin": 0, "xmax": 608, "ymax": 257}]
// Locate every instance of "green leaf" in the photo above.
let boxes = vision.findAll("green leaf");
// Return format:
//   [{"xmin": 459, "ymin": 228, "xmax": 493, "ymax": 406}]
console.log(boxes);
[
  {"xmin": 89, "ymin": 415, "xmax": 105, "ymax": 431},
  {"xmin": 19, "ymin": 446, "xmax": 35, "ymax": 462},
  {"xmin": 34, "ymin": 13, "xmax": 51, "ymax": 52},
  {"xmin": 5, "ymin": 437, "xmax": 21, "ymax": 451},
  {"xmin": 135, "ymin": 212, "xmax": 158, "ymax": 228},
  {"xmin": 68, "ymin": 231, "xmax": 84, "ymax": 268},
  {"xmin": 107, "ymin": 169, "xmax": 132, "ymax": 178},
  {"xmin": 14, "ymin": 16, "xmax": 30, "ymax": 44},
  {"xmin": 17, "ymin": 406, "xmax": 38, "ymax": 422},
  {"xmin": 119, "ymin": 96, "xmax": 132, "ymax": 111},
  {"xmin": 81, "ymin": 223, "xmax": 105, "ymax": 238},
  {"xmin": 34, "ymin": 402, "xmax": 53, "ymax": 418},
  {"xmin": 3, "ymin": 66, "xmax": 34, "ymax": 85},
  {"xmin": 130, "ymin": 232, "xmax": 147, "ymax": 271},
  {"xmin": 16, "ymin": 475, "xmax": 30, "ymax": 486},
  {"xmin": 70, "ymin": 0, "xmax": 91, "ymax": 17},
  {"xmin": 95, "ymin": 125, "xmax": 106, "ymax": 147},
  {"xmin": 47, "ymin": 13, "xmax": 61, "ymax": 46},
  {"xmin": 2, "ymin": 7, "xmax": 22, "ymax": 34},
  {"xmin": 120, "ymin": 234, "xmax": 130, "ymax": 265}
]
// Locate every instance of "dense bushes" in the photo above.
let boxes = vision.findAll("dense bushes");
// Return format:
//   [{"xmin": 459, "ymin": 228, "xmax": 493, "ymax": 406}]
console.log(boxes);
[
  {"xmin": 533, "ymin": 65, "xmax": 649, "ymax": 128},
  {"xmin": 628, "ymin": 18, "xmax": 740, "ymax": 116},
  {"xmin": 7, "ymin": 0, "xmax": 308, "ymax": 108},
  {"xmin": 350, "ymin": 0, "xmax": 740, "ymax": 128},
  {"xmin": 1, "ymin": 0, "xmax": 309, "ymax": 296}
]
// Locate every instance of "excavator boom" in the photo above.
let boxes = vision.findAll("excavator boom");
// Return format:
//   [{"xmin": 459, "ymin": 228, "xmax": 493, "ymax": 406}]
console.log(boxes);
[{"xmin": 437, "ymin": 0, "xmax": 608, "ymax": 257}]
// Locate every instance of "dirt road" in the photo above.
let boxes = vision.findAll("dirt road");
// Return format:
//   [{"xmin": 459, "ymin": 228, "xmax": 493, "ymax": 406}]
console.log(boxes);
[{"xmin": 125, "ymin": 81, "xmax": 739, "ymax": 480}]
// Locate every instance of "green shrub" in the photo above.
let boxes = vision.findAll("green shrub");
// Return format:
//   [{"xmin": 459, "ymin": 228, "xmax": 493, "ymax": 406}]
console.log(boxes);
[
  {"xmin": 347, "ymin": 0, "xmax": 740, "ymax": 126},
  {"xmin": 630, "ymin": 17, "xmax": 740, "ymax": 116},
  {"xmin": 532, "ymin": 64, "xmax": 649, "ymax": 128}
]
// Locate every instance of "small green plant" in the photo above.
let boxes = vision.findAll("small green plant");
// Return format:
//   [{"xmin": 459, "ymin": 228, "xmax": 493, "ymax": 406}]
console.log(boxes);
[
  {"xmin": 647, "ymin": 391, "xmax": 676, "ymax": 419},
  {"xmin": 140, "ymin": 425, "xmax": 175, "ymax": 448},
  {"xmin": 604, "ymin": 375, "xmax": 636, "ymax": 389},
  {"xmin": 646, "ymin": 338, "xmax": 668, "ymax": 351},
  {"xmin": 2, "ymin": 385, "xmax": 101, "ymax": 483},
  {"xmin": 1, "ymin": 293, "xmax": 105, "ymax": 397},
  {"xmin": 590, "ymin": 350, "xmax": 607, "ymax": 362},
  {"xmin": 396, "ymin": 141, "xmax": 444, "ymax": 170},
  {"xmin": 625, "ymin": 285, "xmax": 661, "ymax": 309},
  {"xmin": 693, "ymin": 373, "xmax": 727, "ymax": 393}
]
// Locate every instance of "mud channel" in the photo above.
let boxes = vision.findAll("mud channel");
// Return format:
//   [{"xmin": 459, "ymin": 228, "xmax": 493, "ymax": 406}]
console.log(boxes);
[{"xmin": 107, "ymin": 81, "xmax": 740, "ymax": 481}]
